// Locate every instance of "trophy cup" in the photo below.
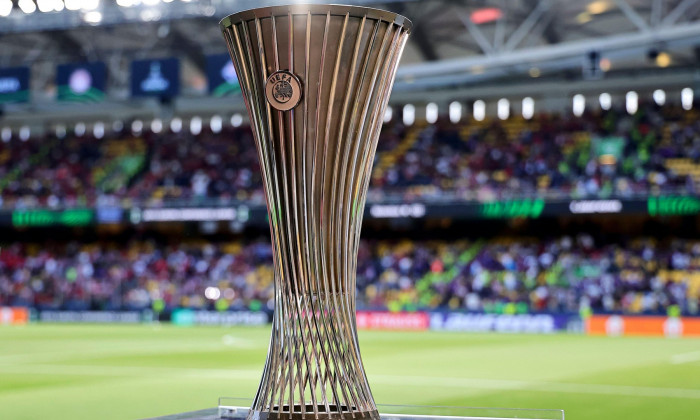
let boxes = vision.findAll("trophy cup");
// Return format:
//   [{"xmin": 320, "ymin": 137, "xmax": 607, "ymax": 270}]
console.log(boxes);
[{"xmin": 220, "ymin": 4, "xmax": 410, "ymax": 420}]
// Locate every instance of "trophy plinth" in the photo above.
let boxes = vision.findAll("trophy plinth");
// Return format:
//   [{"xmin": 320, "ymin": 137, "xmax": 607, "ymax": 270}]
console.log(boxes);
[{"xmin": 220, "ymin": 4, "xmax": 410, "ymax": 420}]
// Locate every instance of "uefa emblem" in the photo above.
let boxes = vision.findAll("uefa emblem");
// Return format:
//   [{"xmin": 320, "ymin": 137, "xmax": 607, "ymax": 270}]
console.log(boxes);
[{"xmin": 265, "ymin": 70, "xmax": 302, "ymax": 111}]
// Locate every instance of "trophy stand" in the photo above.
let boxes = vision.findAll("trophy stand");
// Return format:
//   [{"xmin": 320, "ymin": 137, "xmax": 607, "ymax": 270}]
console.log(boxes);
[{"xmin": 145, "ymin": 399, "xmax": 564, "ymax": 420}]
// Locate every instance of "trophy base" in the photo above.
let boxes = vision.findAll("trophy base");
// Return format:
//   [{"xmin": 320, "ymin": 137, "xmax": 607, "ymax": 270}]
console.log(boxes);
[
  {"xmin": 144, "ymin": 398, "xmax": 564, "ymax": 420},
  {"xmin": 250, "ymin": 405, "xmax": 379, "ymax": 420}
]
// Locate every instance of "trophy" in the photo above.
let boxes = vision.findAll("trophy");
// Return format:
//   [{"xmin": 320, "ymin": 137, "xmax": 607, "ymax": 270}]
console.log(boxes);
[{"xmin": 220, "ymin": 4, "xmax": 411, "ymax": 420}]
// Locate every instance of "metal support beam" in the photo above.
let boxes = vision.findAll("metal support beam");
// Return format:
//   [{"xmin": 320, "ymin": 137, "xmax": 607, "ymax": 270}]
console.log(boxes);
[
  {"xmin": 396, "ymin": 21, "xmax": 700, "ymax": 89},
  {"xmin": 411, "ymin": 25, "xmax": 440, "ymax": 61},
  {"xmin": 457, "ymin": 12, "xmax": 494, "ymax": 55},
  {"xmin": 504, "ymin": 0, "xmax": 550, "ymax": 51},
  {"xmin": 46, "ymin": 30, "xmax": 88, "ymax": 62},
  {"xmin": 493, "ymin": 0, "xmax": 507, "ymax": 49},
  {"xmin": 170, "ymin": 25, "xmax": 207, "ymax": 73},
  {"xmin": 613, "ymin": 0, "xmax": 651, "ymax": 32},
  {"xmin": 387, "ymin": 1, "xmax": 441, "ymax": 61},
  {"xmin": 534, "ymin": 10, "xmax": 559, "ymax": 45},
  {"xmin": 651, "ymin": 0, "xmax": 665, "ymax": 27},
  {"xmin": 662, "ymin": 0, "xmax": 699, "ymax": 26},
  {"xmin": 389, "ymin": 68, "xmax": 699, "ymax": 104}
]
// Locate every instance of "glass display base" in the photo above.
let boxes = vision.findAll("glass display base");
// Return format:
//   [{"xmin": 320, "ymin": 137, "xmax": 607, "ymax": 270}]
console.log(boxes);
[{"xmin": 146, "ymin": 398, "xmax": 563, "ymax": 420}]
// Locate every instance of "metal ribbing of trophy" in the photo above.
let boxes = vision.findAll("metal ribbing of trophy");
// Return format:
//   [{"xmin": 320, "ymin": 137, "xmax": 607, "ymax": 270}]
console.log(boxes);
[{"xmin": 220, "ymin": 5, "xmax": 410, "ymax": 420}]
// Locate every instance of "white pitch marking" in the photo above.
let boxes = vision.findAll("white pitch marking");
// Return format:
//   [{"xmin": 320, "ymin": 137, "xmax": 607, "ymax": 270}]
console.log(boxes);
[
  {"xmin": 371, "ymin": 374, "xmax": 700, "ymax": 400},
  {"xmin": 382, "ymin": 413, "xmax": 558, "ymax": 420},
  {"xmin": 220, "ymin": 334, "xmax": 258, "ymax": 348},
  {"xmin": 671, "ymin": 351, "xmax": 700, "ymax": 365}
]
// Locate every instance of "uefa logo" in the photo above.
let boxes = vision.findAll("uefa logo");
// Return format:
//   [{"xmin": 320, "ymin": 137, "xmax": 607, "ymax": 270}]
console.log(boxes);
[{"xmin": 265, "ymin": 70, "xmax": 302, "ymax": 111}]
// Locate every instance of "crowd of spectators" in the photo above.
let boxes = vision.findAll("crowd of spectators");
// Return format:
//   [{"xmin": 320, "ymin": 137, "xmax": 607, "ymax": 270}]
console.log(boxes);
[
  {"xmin": 126, "ymin": 127, "xmax": 265, "ymax": 205},
  {"xmin": 0, "ymin": 132, "xmax": 139, "ymax": 209},
  {"xmin": 2, "ymin": 235, "xmax": 698, "ymax": 315},
  {"xmin": 372, "ymin": 105, "xmax": 700, "ymax": 201},
  {"xmin": 1, "ymin": 105, "xmax": 698, "ymax": 208},
  {"xmin": 0, "ymin": 134, "xmax": 99, "ymax": 208}
]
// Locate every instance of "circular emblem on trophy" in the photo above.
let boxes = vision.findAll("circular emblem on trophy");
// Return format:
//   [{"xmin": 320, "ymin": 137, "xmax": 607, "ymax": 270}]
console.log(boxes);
[{"xmin": 265, "ymin": 70, "xmax": 302, "ymax": 111}]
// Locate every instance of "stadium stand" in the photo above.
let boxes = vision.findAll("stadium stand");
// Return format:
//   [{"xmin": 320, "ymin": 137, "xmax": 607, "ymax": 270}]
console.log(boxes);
[
  {"xmin": 2, "ymin": 105, "xmax": 699, "ymax": 318},
  {"xmin": 1, "ymin": 105, "xmax": 699, "ymax": 208},
  {"xmin": 2, "ymin": 235, "xmax": 698, "ymax": 315}
]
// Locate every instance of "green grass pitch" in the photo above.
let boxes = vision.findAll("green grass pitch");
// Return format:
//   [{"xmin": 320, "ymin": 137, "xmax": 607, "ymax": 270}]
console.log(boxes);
[{"xmin": 1, "ymin": 324, "xmax": 699, "ymax": 419}]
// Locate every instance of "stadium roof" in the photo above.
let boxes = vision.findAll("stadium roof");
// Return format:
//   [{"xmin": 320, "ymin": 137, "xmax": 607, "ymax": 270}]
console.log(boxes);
[{"xmin": 1, "ymin": 0, "xmax": 699, "ymax": 122}]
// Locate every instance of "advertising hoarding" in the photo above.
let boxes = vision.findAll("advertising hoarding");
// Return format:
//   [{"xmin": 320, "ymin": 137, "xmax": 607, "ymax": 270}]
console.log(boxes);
[
  {"xmin": 131, "ymin": 58, "xmax": 180, "ymax": 98},
  {"xmin": 56, "ymin": 62, "xmax": 106, "ymax": 102},
  {"xmin": 356, "ymin": 311, "xmax": 430, "ymax": 331},
  {"xmin": 586, "ymin": 315, "xmax": 700, "ymax": 337},
  {"xmin": 0, "ymin": 67, "xmax": 30, "ymax": 104}
]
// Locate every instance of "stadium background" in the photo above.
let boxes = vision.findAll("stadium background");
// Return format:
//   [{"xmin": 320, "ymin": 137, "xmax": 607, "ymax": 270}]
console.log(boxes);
[{"xmin": 1, "ymin": 0, "xmax": 700, "ymax": 419}]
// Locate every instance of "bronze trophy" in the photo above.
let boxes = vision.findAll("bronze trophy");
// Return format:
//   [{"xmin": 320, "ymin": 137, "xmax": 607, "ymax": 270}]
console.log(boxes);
[{"xmin": 220, "ymin": 5, "xmax": 410, "ymax": 420}]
